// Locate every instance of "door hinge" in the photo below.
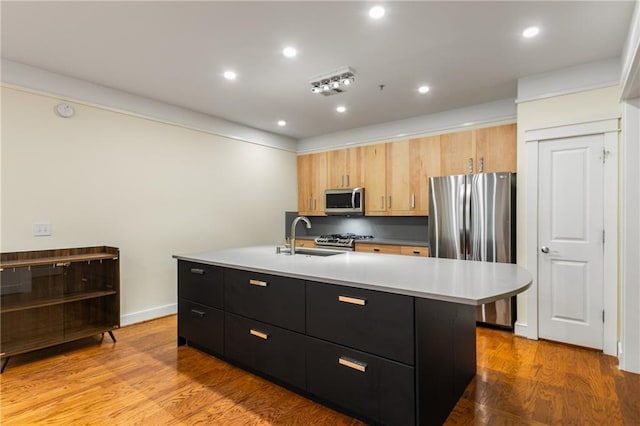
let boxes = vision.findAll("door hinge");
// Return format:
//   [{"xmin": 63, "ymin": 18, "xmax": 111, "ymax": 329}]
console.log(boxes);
[
  {"xmin": 603, "ymin": 229, "xmax": 605, "ymax": 244},
  {"xmin": 602, "ymin": 148, "xmax": 611, "ymax": 164},
  {"xmin": 602, "ymin": 310, "xmax": 605, "ymax": 323}
]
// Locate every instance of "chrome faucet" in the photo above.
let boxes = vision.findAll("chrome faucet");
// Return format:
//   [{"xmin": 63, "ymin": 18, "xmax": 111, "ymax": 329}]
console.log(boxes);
[{"xmin": 290, "ymin": 216, "xmax": 312, "ymax": 255}]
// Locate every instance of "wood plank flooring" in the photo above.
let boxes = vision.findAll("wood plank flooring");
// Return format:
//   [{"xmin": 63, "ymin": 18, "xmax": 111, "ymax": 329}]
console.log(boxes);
[{"xmin": 1, "ymin": 315, "xmax": 638, "ymax": 425}]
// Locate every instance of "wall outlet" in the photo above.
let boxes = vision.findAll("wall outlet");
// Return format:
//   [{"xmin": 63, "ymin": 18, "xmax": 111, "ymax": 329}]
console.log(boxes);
[{"xmin": 33, "ymin": 223, "xmax": 51, "ymax": 236}]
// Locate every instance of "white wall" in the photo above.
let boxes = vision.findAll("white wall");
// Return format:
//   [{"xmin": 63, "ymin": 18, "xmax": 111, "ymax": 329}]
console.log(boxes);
[
  {"xmin": 620, "ymin": 98, "xmax": 640, "ymax": 373},
  {"xmin": 297, "ymin": 98, "xmax": 516, "ymax": 153},
  {"xmin": 0, "ymin": 86, "xmax": 298, "ymax": 324},
  {"xmin": 515, "ymin": 85, "xmax": 621, "ymax": 338},
  {"xmin": 2, "ymin": 60, "xmax": 298, "ymax": 152}
]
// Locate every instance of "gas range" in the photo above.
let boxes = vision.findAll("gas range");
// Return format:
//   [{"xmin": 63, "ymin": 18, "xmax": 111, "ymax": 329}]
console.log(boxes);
[{"xmin": 314, "ymin": 233, "xmax": 374, "ymax": 250}]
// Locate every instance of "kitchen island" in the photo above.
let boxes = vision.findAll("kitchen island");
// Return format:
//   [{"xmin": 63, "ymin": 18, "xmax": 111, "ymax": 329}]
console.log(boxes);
[{"xmin": 173, "ymin": 246, "xmax": 532, "ymax": 426}]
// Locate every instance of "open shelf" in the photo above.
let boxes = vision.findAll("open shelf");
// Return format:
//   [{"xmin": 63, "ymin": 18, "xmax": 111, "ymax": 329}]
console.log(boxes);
[
  {"xmin": 1, "ymin": 290, "xmax": 118, "ymax": 313},
  {"xmin": 0, "ymin": 246, "xmax": 120, "ymax": 369},
  {"xmin": 0, "ymin": 252, "xmax": 118, "ymax": 269},
  {"xmin": 0, "ymin": 325, "xmax": 117, "ymax": 358}
]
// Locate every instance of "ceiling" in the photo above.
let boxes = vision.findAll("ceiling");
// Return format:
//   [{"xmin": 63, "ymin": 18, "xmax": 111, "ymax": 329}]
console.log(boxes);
[{"xmin": 1, "ymin": 1, "xmax": 635, "ymax": 140}]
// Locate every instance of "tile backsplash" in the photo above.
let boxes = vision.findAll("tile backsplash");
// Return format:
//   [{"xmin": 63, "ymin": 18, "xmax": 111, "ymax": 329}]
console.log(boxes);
[{"xmin": 285, "ymin": 212, "xmax": 427, "ymax": 242}]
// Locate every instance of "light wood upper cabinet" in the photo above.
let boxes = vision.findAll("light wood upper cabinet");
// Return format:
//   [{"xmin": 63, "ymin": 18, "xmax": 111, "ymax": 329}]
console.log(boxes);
[
  {"xmin": 439, "ymin": 130, "xmax": 475, "ymax": 176},
  {"xmin": 438, "ymin": 124, "xmax": 516, "ymax": 176},
  {"xmin": 475, "ymin": 124, "xmax": 517, "ymax": 173},
  {"xmin": 327, "ymin": 147, "xmax": 363, "ymax": 189},
  {"xmin": 362, "ymin": 144, "xmax": 387, "ymax": 215},
  {"xmin": 296, "ymin": 123, "xmax": 515, "ymax": 217},
  {"xmin": 297, "ymin": 152, "xmax": 327, "ymax": 216},
  {"xmin": 385, "ymin": 140, "xmax": 411, "ymax": 214},
  {"xmin": 366, "ymin": 137, "xmax": 439, "ymax": 216},
  {"xmin": 409, "ymin": 135, "xmax": 440, "ymax": 215}
]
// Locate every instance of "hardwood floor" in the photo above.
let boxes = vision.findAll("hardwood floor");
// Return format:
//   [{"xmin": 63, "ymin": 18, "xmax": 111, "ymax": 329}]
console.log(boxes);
[{"xmin": 1, "ymin": 315, "xmax": 638, "ymax": 425}]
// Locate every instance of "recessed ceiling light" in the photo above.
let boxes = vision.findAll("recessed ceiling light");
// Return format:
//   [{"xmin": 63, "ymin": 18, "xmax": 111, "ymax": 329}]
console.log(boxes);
[
  {"xmin": 463, "ymin": 122, "xmax": 474, "ymax": 126},
  {"xmin": 282, "ymin": 47, "xmax": 297, "ymax": 58},
  {"xmin": 223, "ymin": 70, "xmax": 237, "ymax": 80},
  {"xmin": 522, "ymin": 26, "xmax": 540, "ymax": 38},
  {"xmin": 336, "ymin": 105, "xmax": 347, "ymax": 113},
  {"xmin": 277, "ymin": 120, "xmax": 287, "ymax": 126},
  {"xmin": 369, "ymin": 5, "xmax": 385, "ymax": 19},
  {"xmin": 418, "ymin": 85, "xmax": 430, "ymax": 94}
]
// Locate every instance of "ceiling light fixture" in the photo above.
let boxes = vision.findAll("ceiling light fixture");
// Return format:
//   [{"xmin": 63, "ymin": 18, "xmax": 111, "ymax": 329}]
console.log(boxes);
[
  {"xmin": 309, "ymin": 67, "xmax": 355, "ymax": 96},
  {"xmin": 277, "ymin": 120, "xmax": 287, "ymax": 126},
  {"xmin": 522, "ymin": 26, "xmax": 540, "ymax": 38},
  {"xmin": 282, "ymin": 46, "xmax": 297, "ymax": 58},
  {"xmin": 336, "ymin": 105, "xmax": 347, "ymax": 113},
  {"xmin": 369, "ymin": 6, "xmax": 385, "ymax": 19},
  {"xmin": 418, "ymin": 85, "xmax": 430, "ymax": 94},
  {"xmin": 223, "ymin": 70, "xmax": 237, "ymax": 80}
]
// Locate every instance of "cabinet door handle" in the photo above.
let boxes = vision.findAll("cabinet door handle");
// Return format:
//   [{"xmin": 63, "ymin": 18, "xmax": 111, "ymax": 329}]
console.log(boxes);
[
  {"xmin": 388, "ymin": 196, "xmax": 392, "ymax": 208},
  {"xmin": 411, "ymin": 194, "xmax": 416, "ymax": 209},
  {"xmin": 380, "ymin": 196, "xmax": 384, "ymax": 209},
  {"xmin": 250, "ymin": 329, "xmax": 269, "ymax": 340},
  {"xmin": 413, "ymin": 250, "xmax": 420, "ymax": 254},
  {"xmin": 339, "ymin": 356, "xmax": 367, "ymax": 372},
  {"xmin": 345, "ymin": 174, "xmax": 349, "ymax": 187},
  {"xmin": 341, "ymin": 175, "xmax": 344, "ymax": 187},
  {"xmin": 249, "ymin": 279, "xmax": 268, "ymax": 287},
  {"xmin": 190, "ymin": 309, "xmax": 205, "ymax": 318},
  {"xmin": 338, "ymin": 295, "xmax": 367, "ymax": 306},
  {"xmin": 373, "ymin": 248, "xmax": 380, "ymax": 252},
  {"xmin": 468, "ymin": 158, "xmax": 473, "ymax": 174},
  {"xmin": 313, "ymin": 199, "xmax": 317, "ymax": 210},
  {"xmin": 478, "ymin": 157, "xmax": 484, "ymax": 173},
  {"xmin": 190, "ymin": 268, "xmax": 205, "ymax": 275}
]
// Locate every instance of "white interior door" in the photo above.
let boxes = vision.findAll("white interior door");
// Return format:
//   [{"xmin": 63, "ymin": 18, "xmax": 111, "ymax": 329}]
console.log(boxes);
[{"xmin": 538, "ymin": 134, "xmax": 604, "ymax": 349}]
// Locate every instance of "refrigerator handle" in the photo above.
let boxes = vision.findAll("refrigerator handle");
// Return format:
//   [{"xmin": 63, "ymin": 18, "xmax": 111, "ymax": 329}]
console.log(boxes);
[
  {"xmin": 458, "ymin": 179, "xmax": 466, "ymax": 258},
  {"xmin": 464, "ymin": 177, "xmax": 471, "ymax": 259}
]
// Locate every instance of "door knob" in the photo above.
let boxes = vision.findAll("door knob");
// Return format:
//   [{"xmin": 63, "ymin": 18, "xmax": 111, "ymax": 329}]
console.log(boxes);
[{"xmin": 541, "ymin": 246, "xmax": 550, "ymax": 253}]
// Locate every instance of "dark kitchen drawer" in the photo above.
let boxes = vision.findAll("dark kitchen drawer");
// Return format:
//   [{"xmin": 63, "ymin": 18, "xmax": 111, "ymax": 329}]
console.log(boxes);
[
  {"xmin": 224, "ymin": 269, "xmax": 305, "ymax": 333},
  {"xmin": 178, "ymin": 261, "xmax": 223, "ymax": 309},
  {"xmin": 225, "ymin": 313, "xmax": 306, "ymax": 390},
  {"xmin": 306, "ymin": 281, "xmax": 414, "ymax": 365},
  {"xmin": 178, "ymin": 298, "xmax": 224, "ymax": 356},
  {"xmin": 306, "ymin": 337, "xmax": 415, "ymax": 426}
]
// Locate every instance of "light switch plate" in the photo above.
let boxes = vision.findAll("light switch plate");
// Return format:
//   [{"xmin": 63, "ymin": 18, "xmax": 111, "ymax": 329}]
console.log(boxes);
[{"xmin": 33, "ymin": 223, "xmax": 51, "ymax": 236}]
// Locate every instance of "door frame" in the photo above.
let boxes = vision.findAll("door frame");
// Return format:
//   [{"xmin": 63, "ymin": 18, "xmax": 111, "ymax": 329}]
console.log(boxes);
[{"xmin": 520, "ymin": 117, "xmax": 619, "ymax": 356}]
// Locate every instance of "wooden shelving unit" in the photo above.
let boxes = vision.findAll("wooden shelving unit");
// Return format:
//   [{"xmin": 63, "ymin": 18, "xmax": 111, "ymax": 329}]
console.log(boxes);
[{"xmin": 0, "ymin": 246, "xmax": 120, "ymax": 372}]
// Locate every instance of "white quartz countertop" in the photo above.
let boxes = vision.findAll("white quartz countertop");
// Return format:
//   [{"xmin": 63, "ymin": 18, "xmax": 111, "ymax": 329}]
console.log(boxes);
[{"xmin": 173, "ymin": 246, "xmax": 532, "ymax": 306}]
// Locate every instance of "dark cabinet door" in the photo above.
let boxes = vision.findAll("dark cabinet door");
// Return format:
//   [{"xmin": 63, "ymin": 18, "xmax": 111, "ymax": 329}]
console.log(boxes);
[
  {"xmin": 178, "ymin": 261, "xmax": 223, "ymax": 309},
  {"xmin": 306, "ymin": 281, "xmax": 414, "ymax": 365},
  {"xmin": 178, "ymin": 299, "xmax": 224, "ymax": 356},
  {"xmin": 306, "ymin": 337, "xmax": 415, "ymax": 426},
  {"xmin": 224, "ymin": 269, "xmax": 305, "ymax": 333},
  {"xmin": 225, "ymin": 313, "xmax": 306, "ymax": 390}
]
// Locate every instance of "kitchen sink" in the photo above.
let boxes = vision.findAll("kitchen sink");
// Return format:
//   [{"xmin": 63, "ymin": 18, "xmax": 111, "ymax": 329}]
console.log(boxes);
[{"xmin": 276, "ymin": 246, "xmax": 345, "ymax": 257}]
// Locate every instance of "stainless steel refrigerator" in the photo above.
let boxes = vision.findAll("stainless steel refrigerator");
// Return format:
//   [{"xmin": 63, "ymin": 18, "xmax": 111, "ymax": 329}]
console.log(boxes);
[{"xmin": 428, "ymin": 172, "xmax": 516, "ymax": 328}]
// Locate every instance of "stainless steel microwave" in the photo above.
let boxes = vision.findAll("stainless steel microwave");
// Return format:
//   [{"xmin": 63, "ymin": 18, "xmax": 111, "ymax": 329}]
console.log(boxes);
[{"xmin": 325, "ymin": 188, "xmax": 365, "ymax": 216}]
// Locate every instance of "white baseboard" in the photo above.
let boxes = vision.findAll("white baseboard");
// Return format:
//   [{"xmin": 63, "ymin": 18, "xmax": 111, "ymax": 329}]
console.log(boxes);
[
  {"xmin": 120, "ymin": 303, "xmax": 177, "ymax": 326},
  {"xmin": 514, "ymin": 322, "xmax": 537, "ymax": 340}
]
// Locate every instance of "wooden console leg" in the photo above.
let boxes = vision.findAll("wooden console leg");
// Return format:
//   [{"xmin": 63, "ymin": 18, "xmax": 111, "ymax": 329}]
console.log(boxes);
[
  {"xmin": 108, "ymin": 330, "xmax": 117, "ymax": 343},
  {"xmin": 1, "ymin": 357, "xmax": 9, "ymax": 374}
]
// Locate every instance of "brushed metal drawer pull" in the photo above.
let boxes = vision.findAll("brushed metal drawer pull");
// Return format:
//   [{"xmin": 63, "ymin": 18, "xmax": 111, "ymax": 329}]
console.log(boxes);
[
  {"xmin": 338, "ymin": 295, "xmax": 366, "ymax": 306},
  {"xmin": 373, "ymin": 248, "xmax": 380, "ymax": 252},
  {"xmin": 190, "ymin": 268, "xmax": 205, "ymax": 275},
  {"xmin": 413, "ymin": 250, "xmax": 420, "ymax": 254},
  {"xmin": 250, "ymin": 329, "xmax": 269, "ymax": 340},
  {"xmin": 249, "ymin": 279, "xmax": 268, "ymax": 287},
  {"xmin": 339, "ymin": 356, "xmax": 367, "ymax": 372},
  {"xmin": 190, "ymin": 309, "xmax": 206, "ymax": 318}
]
